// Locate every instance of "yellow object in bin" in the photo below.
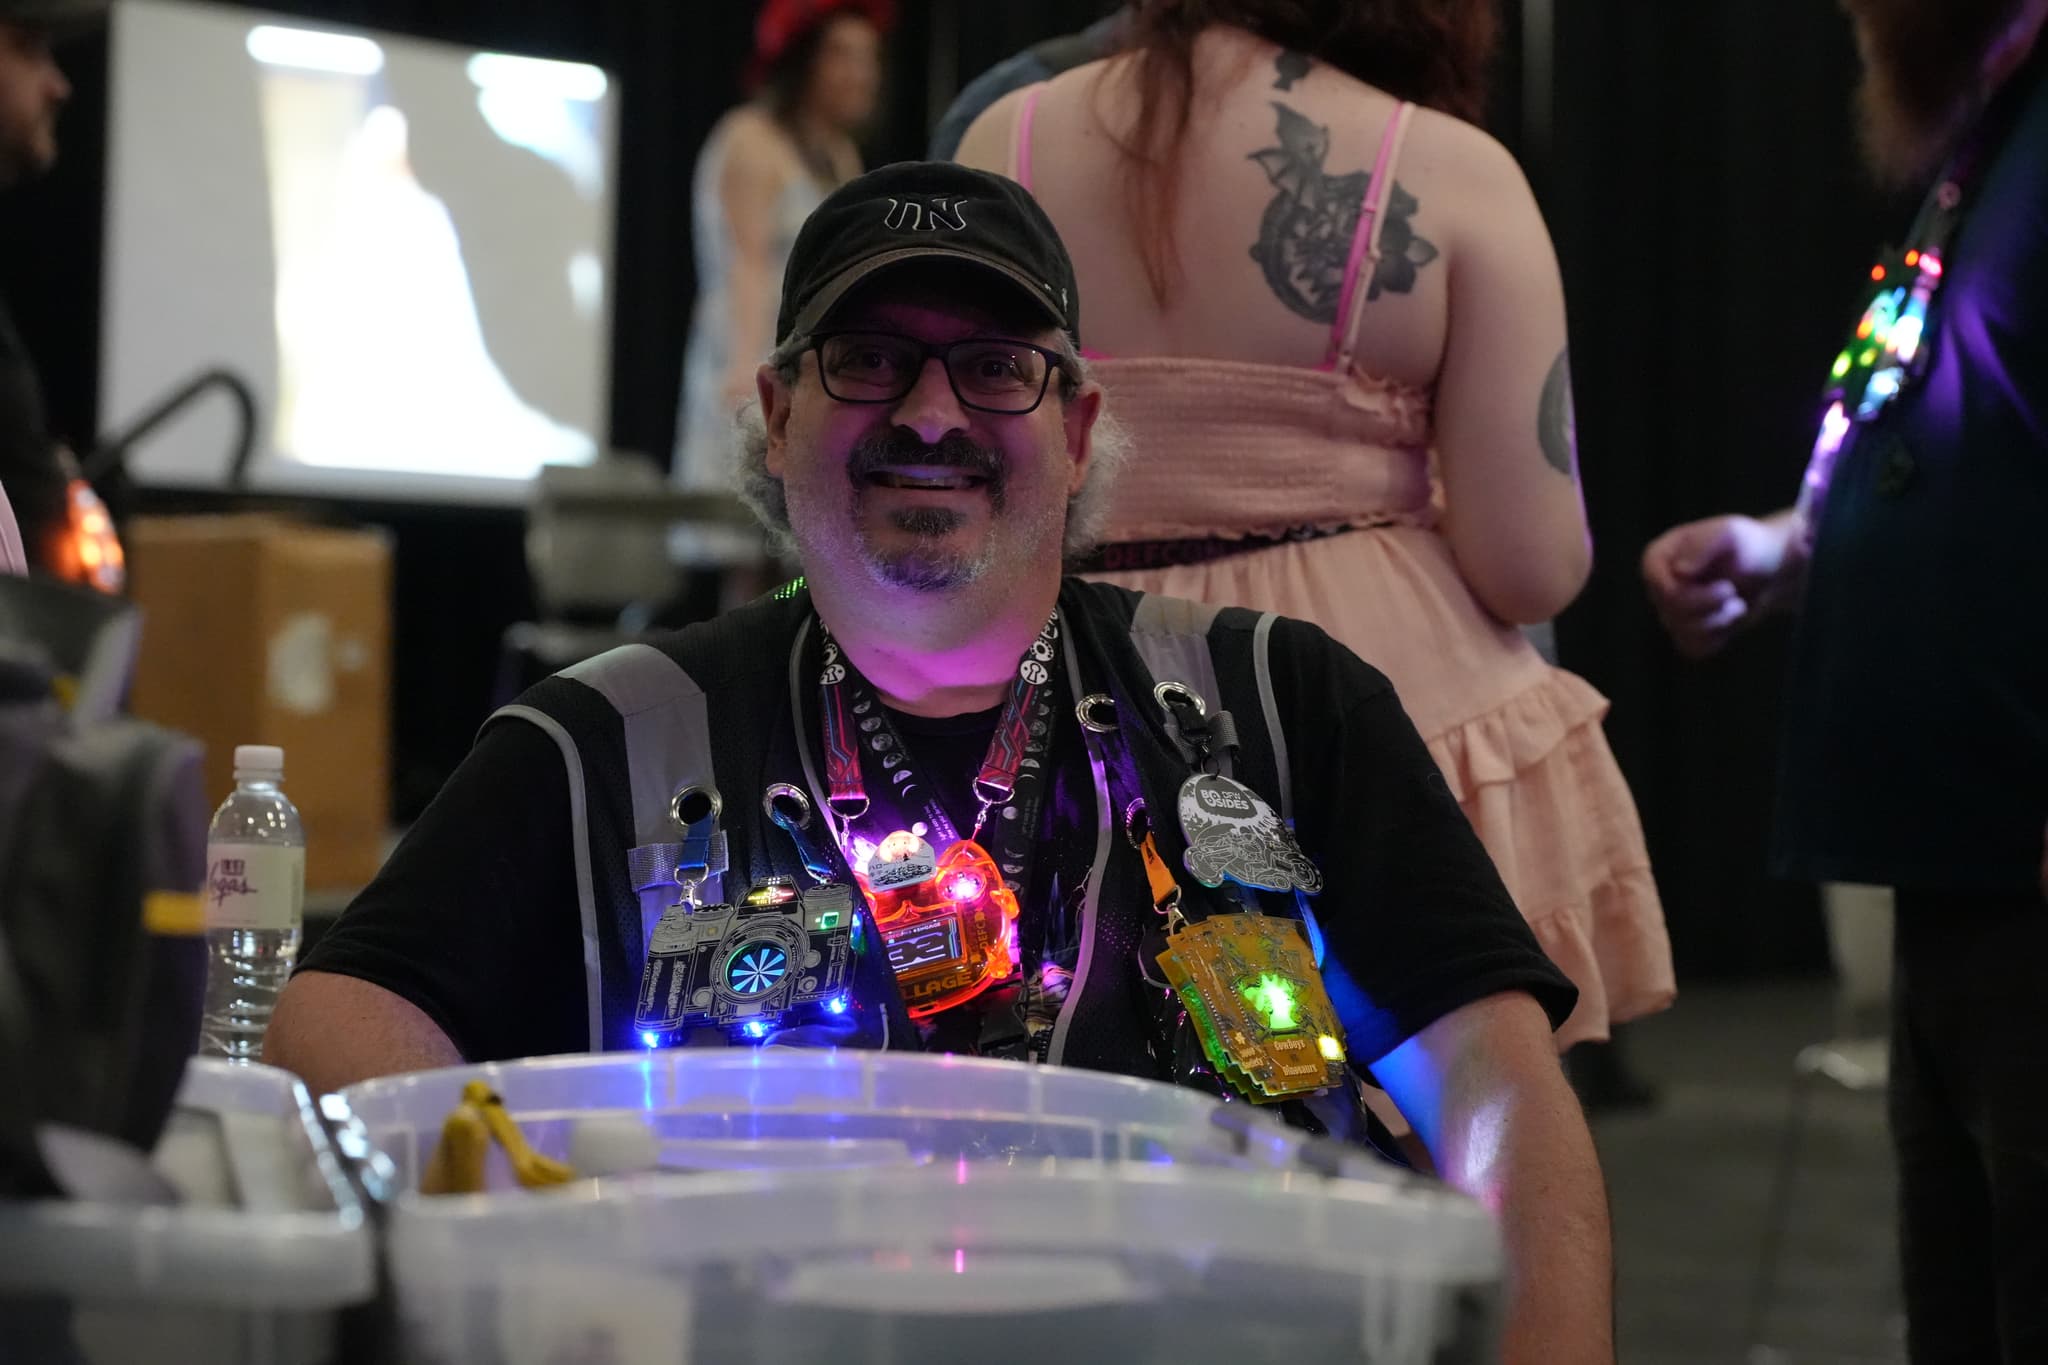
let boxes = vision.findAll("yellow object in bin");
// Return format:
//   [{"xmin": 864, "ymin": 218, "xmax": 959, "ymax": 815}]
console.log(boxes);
[{"xmin": 419, "ymin": 1080, "xmax": 576, "ymax": 1194}]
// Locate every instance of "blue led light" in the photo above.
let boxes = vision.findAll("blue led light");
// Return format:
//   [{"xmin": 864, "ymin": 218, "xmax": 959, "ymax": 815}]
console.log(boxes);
[
  {"xmin": 640, "ymin": 1030, "xmax": 662, "ymax": 1049},
  {"xmin": 1295, "ymin": 893, "xmax": 1327, "ymax": 969},
  {"xmin": 743, "ymin": 1020, "xmax": 770, "ymax": 1039},
  {"xmin": 826, "ymin": 994, "xmax": 850, "ymax": 1015}
]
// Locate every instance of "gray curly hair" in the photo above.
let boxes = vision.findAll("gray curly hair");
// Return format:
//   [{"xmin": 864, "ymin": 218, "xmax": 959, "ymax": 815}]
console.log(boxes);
[{"xmin": 732, "ymin": 334, "xmax": 1129, "ymax": 563}]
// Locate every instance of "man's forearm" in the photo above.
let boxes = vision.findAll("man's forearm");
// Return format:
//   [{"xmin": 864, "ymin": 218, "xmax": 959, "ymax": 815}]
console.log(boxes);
[
  {"xmin": 1387, "ymin": 994, "xmax": 1615, "ymax": 1365},
  {"xmin": 1453, "ymin": 1068, "xmax": 1615, "ymax": 1365}
]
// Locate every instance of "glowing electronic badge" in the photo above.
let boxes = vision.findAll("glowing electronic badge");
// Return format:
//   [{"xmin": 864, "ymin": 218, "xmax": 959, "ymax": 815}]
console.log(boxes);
[
  {"xmin": 815, "ymin": 615, "xmax": 1058, "ymax": 1017},
  {"xmin": 1139, "ymin": 681, "xmax": 1348, "ymax": 1104},
  {"xmin": 633, "ymin": 785, "xmax": 859, "ymax": 1046},
  {"xmin": 858, "ymin": 832, "xmax": 1019, "ymax": 1018}
]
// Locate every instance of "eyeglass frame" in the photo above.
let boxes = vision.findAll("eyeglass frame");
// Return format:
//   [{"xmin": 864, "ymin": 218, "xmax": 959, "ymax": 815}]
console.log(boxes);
[{"xmin": 802, "ymin": 329, "xmax": 1080, "ymax": 416}]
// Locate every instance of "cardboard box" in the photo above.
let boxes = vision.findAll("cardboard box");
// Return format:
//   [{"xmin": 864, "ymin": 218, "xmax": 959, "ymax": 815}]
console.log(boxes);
[{"xmin": 127, "ymin": 515, "xmax": 392, "ymax": 893}]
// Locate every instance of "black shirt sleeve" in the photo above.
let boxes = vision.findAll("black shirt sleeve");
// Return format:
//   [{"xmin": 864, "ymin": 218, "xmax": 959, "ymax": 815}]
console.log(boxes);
[
  {"xmin": 297, "ymin": 717, "xmax": 588, "ymax": 1062},
  {"xmin": 1268, "ymin": 616, "xmax": 1578, "ymax": 1065}
]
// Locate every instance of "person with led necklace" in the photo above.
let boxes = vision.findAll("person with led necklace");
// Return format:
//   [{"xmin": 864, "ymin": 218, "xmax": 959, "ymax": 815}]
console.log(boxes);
[
  {"xmin": 1645, "ymin": 1, "xmax": 2048, "ymax": 1357},
  {"xmin": 272, "ymin": 161, "xmax": 1614, "ymax": 1364}
]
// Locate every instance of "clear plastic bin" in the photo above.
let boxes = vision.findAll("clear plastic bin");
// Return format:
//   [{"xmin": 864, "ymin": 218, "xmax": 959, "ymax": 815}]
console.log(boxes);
[
  {"xmin": 0, "ymin": 1059, "xmax": 376, "ymax": 1365},
  {"xmin": 342, "ymin": 1050, "xmax": 1502, "ymax": 1365}
]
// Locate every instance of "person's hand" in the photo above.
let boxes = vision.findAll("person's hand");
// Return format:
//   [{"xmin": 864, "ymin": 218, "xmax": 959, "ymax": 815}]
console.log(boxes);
[{"xmin": 1641, "ymin": 513, "xmax": 1797, "ymax": 659}]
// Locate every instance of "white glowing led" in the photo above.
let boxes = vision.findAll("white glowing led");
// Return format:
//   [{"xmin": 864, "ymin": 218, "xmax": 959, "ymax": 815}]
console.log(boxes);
[
  {"xmin": 1891, "ymin": 313, "xmax": 1925, "ymax": 365},
  {"xmin": 245, "ymin": 25, "xmax": 385, "ymax": 75}
]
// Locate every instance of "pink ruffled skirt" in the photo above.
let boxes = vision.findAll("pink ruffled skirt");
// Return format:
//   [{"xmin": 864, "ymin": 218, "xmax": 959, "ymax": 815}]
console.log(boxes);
[{"xmin": 1092, "ymin": 523, "xmax": 1675, "ymax": 1048}]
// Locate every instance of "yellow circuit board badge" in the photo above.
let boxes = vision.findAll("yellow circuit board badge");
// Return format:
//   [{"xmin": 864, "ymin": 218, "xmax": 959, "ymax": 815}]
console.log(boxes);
[{"xmin": 1155, "ymin": 912, "xmax": 1348, "ymax": 1103}]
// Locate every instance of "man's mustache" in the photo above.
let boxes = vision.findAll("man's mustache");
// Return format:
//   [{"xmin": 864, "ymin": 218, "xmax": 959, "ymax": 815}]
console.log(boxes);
[{"xmin": 846, "ymin": 430, "xmax": 1004, "ymax": 487}]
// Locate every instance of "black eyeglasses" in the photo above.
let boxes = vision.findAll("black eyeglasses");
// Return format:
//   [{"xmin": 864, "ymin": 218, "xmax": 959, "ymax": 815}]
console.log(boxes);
[{"xmin": 808, "ymin": 330, "xmax": 1072, "ymax": 415}]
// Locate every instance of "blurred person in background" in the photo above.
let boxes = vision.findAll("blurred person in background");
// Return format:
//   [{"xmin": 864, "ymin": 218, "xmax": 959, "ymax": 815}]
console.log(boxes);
[
  {"xmin": 1644, "ymin": 1, "xmax": 2048, "ymax": 1357},
  {"xmin": 0, "ymin": 0, "xmax": 118, "ymax": 590},
  {"xmin": 672, "ymin": 0, "xmax": 889, "ymax": 496},
  {"xmin": 928, "ymin": 6, "xmax": 1127, "ymax": 160},
  {"xmin": 955, "ymin": 0, "xmax": 1674, "ymax": 1072}
]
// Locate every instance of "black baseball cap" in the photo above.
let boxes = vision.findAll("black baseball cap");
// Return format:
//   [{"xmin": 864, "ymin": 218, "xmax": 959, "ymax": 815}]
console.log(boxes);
[{"xmin": 776, "ymin": 161, "xmax": 1080, "ymax": 347}]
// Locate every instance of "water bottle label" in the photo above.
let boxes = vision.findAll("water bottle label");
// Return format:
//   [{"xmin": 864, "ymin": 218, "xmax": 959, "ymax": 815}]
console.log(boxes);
[{"xmin": 205, "ymin": 843, "xmax": 306, "ymax": 932}]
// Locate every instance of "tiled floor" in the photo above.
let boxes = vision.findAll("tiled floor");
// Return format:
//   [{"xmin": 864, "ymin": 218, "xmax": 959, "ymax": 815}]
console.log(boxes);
[{"xmin": 1593, "ymin": 981, "xmax": 1905, "ymax": 1365}]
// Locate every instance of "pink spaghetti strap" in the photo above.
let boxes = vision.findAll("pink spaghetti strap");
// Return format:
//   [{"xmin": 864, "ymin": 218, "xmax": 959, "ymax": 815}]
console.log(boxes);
[
  {"xmin": 1012, "ymin": 84, "xmax": 1044, "ymax": 191},
  {"xmin": 1326, "ymin": 101, "xmax": 1416, "ymax": 369}
]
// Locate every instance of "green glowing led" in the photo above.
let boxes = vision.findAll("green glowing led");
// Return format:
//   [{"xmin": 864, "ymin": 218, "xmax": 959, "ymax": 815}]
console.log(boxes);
[
  {"xmin": 1831, "ymin": 353, "xmax": 1851, "ymax": 379},
  {"xmin": 1242, "ymin": 974, "xmax": 1301, "ymax": 1032}
]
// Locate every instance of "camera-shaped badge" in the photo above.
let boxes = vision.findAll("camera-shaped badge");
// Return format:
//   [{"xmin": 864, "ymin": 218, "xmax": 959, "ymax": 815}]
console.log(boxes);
[{"xmin": 634, "ymin": 877, "xmax": 859, "ymax": 1044}]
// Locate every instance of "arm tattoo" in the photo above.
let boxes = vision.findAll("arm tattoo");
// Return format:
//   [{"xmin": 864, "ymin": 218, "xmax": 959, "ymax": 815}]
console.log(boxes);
[
  {"xmin": 1538, "ymin": 349, "xmax": 1577, "ymax": 476},
  {"xmin": 1248, "ymin": 103, "xmax": 1439, "ymax": 323},
  {"xmin": 1273, "ymin": 51, "xmax": 1310, "ymax": 91}
]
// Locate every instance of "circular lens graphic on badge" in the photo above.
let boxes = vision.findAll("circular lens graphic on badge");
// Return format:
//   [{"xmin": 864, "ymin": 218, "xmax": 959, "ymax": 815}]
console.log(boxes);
[
  {"xmin": 725, "ymin": 941, "xmax": 790, "ymax": 996},
  {"xmin": 1177, "ymin": 773, "xmax": 1324, "ymax": 895}
]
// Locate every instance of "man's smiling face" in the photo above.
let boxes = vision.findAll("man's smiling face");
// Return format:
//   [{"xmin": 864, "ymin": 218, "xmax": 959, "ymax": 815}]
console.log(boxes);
[{"xmin": 763, "ymin": 264, "xmax": 1095, "ymax": 598}]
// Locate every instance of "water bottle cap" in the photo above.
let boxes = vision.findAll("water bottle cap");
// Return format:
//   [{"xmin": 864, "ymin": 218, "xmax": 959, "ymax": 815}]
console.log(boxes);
[{"xmin": 233, "ymin": 744, "xmax": 284, "ymax": 778}]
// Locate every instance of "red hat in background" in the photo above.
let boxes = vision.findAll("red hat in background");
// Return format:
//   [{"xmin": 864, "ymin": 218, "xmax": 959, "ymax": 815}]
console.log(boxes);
[{"xmin": 748, "ymin": 0, "xmax": 894, "ymax": 92}]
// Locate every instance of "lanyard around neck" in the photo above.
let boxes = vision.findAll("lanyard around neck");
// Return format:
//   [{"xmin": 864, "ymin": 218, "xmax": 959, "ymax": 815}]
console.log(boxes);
[{"xmin": 816, "ymin": 612, "xmax": 1061, "ymax": 856}]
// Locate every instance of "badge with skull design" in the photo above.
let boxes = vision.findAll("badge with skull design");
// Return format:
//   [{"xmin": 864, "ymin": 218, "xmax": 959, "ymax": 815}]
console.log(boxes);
[{"xmin": 1176, "ymin": 773, "xmax": 1323, "ymax": 895}]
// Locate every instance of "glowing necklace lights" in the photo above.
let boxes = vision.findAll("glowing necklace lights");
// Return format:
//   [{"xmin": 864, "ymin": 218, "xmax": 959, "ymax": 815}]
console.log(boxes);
[
  {"xmin": 1792, "ymin": 52, "xmax": 2037, "ymax": 530},
  {"xmin": 1797, "ymin": 229, "xmax": 1951, "ymax": 527}
]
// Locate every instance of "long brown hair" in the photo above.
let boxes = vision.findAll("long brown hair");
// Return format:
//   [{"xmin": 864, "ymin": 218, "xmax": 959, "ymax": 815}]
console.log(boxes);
[
  {"xmin": 1838, "ymin": 0, "xmax": 2028, "ymax": 186},
  {"xmin": 1111, "ymin": 0, "xmax": 1498, "ymax": 303}
]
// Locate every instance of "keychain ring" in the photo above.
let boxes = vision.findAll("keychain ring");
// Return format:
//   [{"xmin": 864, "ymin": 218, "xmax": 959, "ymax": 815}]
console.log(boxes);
[
  {"xmin": 1152, "ymin": 680, "xmax": 1207, "ymax": 718},
  {"xmin": 763, "ymin": 783, "xmax": 814, "ymax": 830},
  {"xmin": 1076, "ymin": 693, "xmax": 1119, "ymax": 733},
  {"xmin": 670, "ymin": 785, "xmax": 722, "ymax": 830}
]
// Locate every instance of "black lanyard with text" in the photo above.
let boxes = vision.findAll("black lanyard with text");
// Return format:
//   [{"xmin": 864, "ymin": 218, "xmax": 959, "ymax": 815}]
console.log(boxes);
[{"xmin": 816, "ymin": 612, "xmax": 1061, "ymax": 894}]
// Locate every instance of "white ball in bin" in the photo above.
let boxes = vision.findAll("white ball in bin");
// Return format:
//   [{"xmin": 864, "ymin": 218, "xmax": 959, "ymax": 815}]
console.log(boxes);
[{"xmin": 567, "ymin": 1114, "xmax": 659, "ymax": 1178}]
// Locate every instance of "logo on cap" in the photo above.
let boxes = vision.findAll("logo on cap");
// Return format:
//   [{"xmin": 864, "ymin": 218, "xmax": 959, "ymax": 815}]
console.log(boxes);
[{"xmin": 883, "ymin": 197, "xmax": 970, "ymax": 233}]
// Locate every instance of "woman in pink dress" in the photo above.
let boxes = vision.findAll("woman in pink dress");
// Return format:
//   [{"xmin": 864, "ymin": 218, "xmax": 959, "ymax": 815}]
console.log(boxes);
[{"xmin": 957, "ymin": 0, "xmax": 1672, "ymax": 1049}]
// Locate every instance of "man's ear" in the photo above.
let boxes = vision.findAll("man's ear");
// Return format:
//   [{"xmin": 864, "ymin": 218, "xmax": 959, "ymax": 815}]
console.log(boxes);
[
  {"xmin": 760, "ymin": 363, "xmax": 795, "ymax": 477},
  {"xmin": 1062, "ymin": 381, "xmax": 1104, "ymax": 496}
]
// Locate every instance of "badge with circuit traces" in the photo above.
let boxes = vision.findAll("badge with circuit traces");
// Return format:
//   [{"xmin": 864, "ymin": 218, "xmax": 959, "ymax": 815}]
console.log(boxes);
[{"xmin": 1154, "ymin": 911, "xmax": 1348, "ymax": 1104}]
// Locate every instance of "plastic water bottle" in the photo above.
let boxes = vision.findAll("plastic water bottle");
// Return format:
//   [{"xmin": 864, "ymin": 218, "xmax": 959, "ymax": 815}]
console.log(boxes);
[{"xmin": 200, "ymin": 745, "xmax": 306, "ymax": 1060}]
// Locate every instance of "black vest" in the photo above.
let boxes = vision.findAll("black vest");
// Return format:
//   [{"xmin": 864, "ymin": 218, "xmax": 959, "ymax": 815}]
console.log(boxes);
[{"xmin": 484, "ymin": 581, "xmax": 1314, "ymax": 1083}]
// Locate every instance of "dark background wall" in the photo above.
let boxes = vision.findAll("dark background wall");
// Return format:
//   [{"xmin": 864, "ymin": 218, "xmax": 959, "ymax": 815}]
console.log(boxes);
[{"xmin": 0, "ymin": 0, "xmax": 1895, "ymax": 979}]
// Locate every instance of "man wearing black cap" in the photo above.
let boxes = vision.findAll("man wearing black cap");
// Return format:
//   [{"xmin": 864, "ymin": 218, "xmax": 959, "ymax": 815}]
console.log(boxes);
[
  {"xmin": 273, "ymin": 162, "xmax": 1615, "ymax": 1363},
  {"xmin": 0, "ymin": 0, "xmax": 99, "ymax": 579}
]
